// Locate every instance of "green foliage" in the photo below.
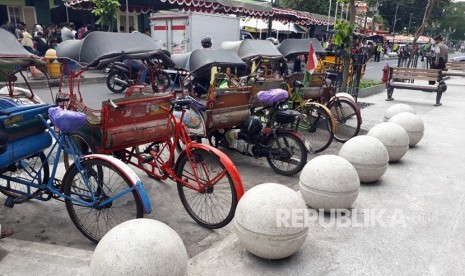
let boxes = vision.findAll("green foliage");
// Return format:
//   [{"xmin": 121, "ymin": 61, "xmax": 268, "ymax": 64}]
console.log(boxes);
[
  {"xmin": 90, "ymin": 0, "xmax": 120, "ymax": 32},
  {"xmin": 333, "ymin": 20, "xmax": 355, "ymax": 52},
  {"xmin": 280, "ymin": 0, "xmax": 328, "ymax": 15},
  {"xmin": 359, "ymin": 80, "xmax": 381, "ymax": 89}
]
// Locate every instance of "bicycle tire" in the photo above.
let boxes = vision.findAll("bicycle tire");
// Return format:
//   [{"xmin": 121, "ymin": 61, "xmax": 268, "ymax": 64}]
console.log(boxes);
[
  {"xmin": 297, "ymin": 104, "xmax": 334, "ymax": 153},
  {"xmin": 0, "ymin": 152, "xmax": 49, "ymax": 203},
  {"xmin": 266, "ymin": 132, "xmax": 307, "ymax": 176},
  {"xmin": 63, "ymin": 131, "xmax": 96, "ymax": 170},
  {"xmin": 175, "ymin": 148, "xmax": 237, "ymax": 229},
  {"xmin": 328, "ymin": 98, "xmax": 361, "ymax": 142},
  {"xmin": 63, "ymin": 158, "xmax": 143, "ymax": 243},
  {"xmin": 106, "ymin": 70, "xmax": 128, "ymax": 93}
]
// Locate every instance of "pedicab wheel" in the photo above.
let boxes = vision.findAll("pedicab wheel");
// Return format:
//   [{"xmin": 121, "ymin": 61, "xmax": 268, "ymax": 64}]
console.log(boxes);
[
  {"xmin": 266, "ymin": 132, "xmax": 307, "ymax": 176},
  {"xmin": 328, "ymin": 98, "xmax": 361, "ymax": 142},
  {"xmin": 0, "ymin": 152, "xmax": 49, "ymax": 203},
  {"xmin": 106, "ymin": 71, "xmax": 128, "ymax": 93},
  {"xmin": 175, "ymin": 148, "xmax": 238, "ymax": 229},
  {"xmin": 63, "ymin": 131, "xmax": 95, "ymax": 170},
  {"xmin": 63, "ymin": 158, "xmax": 143, "ymax": 243},
  {"xmin": 298, "ymin": 104, "xmax": 334, "ymax": 153}
]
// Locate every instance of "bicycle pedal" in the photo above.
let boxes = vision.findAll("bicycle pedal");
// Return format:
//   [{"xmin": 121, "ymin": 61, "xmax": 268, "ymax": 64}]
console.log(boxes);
[{"xmin": 4, "ymin": 197, "xmax": 15, "ymax": 208}]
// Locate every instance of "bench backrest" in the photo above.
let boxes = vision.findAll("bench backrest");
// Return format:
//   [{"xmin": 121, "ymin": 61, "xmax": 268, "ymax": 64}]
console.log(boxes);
[
  {"xmin": 390, "ymin": 67, "xmax": 441, "ymax": 82},
  {"xmin": 446, "ymin": 62, "xmax": 465, "ymax": 71}
]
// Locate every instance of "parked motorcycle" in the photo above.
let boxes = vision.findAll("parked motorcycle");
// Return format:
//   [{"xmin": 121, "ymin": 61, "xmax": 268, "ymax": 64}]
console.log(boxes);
[{"xmin": 106, "ymin": 58, "xmax": 172, "ymax": 93}]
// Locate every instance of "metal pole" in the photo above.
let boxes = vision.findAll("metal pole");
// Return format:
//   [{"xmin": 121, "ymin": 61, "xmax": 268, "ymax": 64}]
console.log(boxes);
[
  {"xmin": 327, "ymin": 0, "xmax": 332, "ymax": 31},
  {"xmin": 345, "ymin": 4, "xmax": 349, "ymax": 21},
  {"xmin": 66, "ymin": 7, "xmax": 69, "ymax": 22},
  {"xmin": 392, "ymin": 3, "xmax": 399, "ymax": 44},
  {"xmin": 363, "ymin": 12, "xmax": 368, "ymax": 35},
  {"xmin": 126, "ymin": 0, "xmax": 129, "ymax": 32},
  {"xmin": 267, "ymin": 0, "xmax": 273, "ymax": 38},
  {"xmin": 335, "ymin": 3, "xmax": 338, "ymax": 21},
  {"xmin": 340, "ymin": 4, "xmax": 345, "ymax": 20}
]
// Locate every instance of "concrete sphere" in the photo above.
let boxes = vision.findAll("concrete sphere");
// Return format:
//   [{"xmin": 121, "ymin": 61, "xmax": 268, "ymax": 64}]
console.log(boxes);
[
  {"xmin": 383, "ymin": 103, "xmax": 416, "ymax": 122},
  {"xmin": 91, "ymin": 219, "xmax": 188, "ymax": 276},
  {"xmin": 299, "ymin": 155, "xmax": 359, "ymax": 210},
  {"xmin": 234, "ymin": 183, "xmax": 309, "ymax": 260},
  {"xmin": 388, "ymin": 112, "xmax": 425, "ymax": 146},
  {"xmin": 367, "ymin": 122, "xmax": 410, "ymax": 162},
  {"xmin": 339, "ymin": 136, "xmax": 389, "ymax": 183}
]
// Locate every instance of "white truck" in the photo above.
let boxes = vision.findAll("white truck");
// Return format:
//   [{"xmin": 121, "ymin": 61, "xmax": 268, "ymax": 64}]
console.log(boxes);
[{"xmin": 149, "ymin": 11, "xmax": 241, "ymax": 54}]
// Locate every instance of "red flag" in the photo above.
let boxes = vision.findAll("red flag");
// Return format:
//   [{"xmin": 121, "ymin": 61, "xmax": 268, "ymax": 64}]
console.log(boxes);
[
  {"xmin": 306, "ymin": 43, "xmax": 318, "ymax": 74},
  {"xmin": 303, "ymin": 42, "xmax": 318, "ymax": 87}
]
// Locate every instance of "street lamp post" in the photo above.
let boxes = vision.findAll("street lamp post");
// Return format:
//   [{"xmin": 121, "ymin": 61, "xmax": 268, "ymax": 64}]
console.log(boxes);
[{"xmin": 327, "ymin": 0, "xmax": 332, "ymax": 31}]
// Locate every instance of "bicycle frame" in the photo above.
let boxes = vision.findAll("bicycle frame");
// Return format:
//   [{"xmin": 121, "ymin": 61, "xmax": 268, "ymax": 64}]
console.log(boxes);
[
  {"xmin": 136, "ymin": 104, "xmax": 238, "ymax": 194},
  {"xmin": 0, "ymin": 114, "xmax": 151, "ymax": 213}
]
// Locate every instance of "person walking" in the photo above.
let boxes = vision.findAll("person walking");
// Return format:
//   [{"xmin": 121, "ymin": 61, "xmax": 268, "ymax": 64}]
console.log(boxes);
[
  {"xmin": 374, "ymin": 42, "xmax": 382, "ymax": 62},
  {"xmin": 429, "ymin": 34, "xmax": 448, "ymax": 85}
]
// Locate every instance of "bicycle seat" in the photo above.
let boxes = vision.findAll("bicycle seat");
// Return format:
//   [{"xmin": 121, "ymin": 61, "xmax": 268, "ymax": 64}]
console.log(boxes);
[
  {"xmin": 48, "ymin": 107, "xmax": 86, "ymax": 134},
  {"xmin": 171, "ymin": 97, "xmax": 192, "ymax": 111},
  {"xmin": 293, "ymin": 80, "xmax": 304, "ymax": 88},
  {"xmin": 326, "ymin": 72, "xmax": 339, "ymax": 80}
]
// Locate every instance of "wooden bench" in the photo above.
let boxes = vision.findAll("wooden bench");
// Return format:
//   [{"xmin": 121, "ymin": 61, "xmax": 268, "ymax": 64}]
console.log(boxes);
[
  {"xmin": 444, "ymin": 61, "xmax": 465, "ymax": 77},
  {"xmin": 386, "ymin": 67, "xmax": 447, "ymax": 106}
]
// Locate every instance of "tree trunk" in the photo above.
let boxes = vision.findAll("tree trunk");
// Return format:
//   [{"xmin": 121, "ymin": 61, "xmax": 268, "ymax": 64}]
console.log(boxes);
[
  {"xmin": 341, "ymin": 0, "xmax": 356, "ymax": 93},
  {"xmin": 408, "ymin": 0, "xmax": 439, "ymax": 66}
]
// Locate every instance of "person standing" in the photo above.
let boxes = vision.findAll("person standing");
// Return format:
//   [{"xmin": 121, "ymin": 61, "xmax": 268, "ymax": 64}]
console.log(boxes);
[
  {"xmin": 430, "ymin": 34, "xmax": 448, "ymax": 85},
  {"xmin": 20, "ymin": 25, "xmax": 34, "ymax": 53},
  {"xmin": 60, "ymin": 22, "xmax": 75, "ymax": 41},
  {"xmin": 374, "ymin": 42, "xmax": 382, "ymax": 62}
]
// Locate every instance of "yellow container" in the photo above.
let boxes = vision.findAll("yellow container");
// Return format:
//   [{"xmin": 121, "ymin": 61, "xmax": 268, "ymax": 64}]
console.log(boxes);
[{"xmin": 45, "ymin": 49, "xmax": 61, "ymax": 78}]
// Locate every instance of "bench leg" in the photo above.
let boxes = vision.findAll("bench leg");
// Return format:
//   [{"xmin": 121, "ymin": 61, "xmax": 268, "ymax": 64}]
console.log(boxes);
[
  {"xmin": 386, "ymin": 87, "xmax": 394, "ymax": 101},
  {"xmin": 435, "ymin": 90, "xmax": 443, "ymax": 106}
]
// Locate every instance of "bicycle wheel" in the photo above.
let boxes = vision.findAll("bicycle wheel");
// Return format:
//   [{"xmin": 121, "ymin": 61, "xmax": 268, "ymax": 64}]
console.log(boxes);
[
  {"xmin": 266, "ymin": 132, "xmax": 307, "ymax": 176},
  {"xmin": 298, "ymin": 104, "xmax": 334, "ymax": 153},
  {"xmin": 0, "ymin": 152, "xmax": 49, "ymax": 203},
  {"xmin": 328, "ymin": 98, "xmax": 361, "ymax": 142},
  {"xmin": 63, "ymin": 132, "xmax": 95, "ymax": 170},
  {"xmin": 63, "ymin": 158, "xmax": 143, "ymax": 243},
  {"xmin": 175, "ymin": 148, "xmax": 237, "ymax": 229}
]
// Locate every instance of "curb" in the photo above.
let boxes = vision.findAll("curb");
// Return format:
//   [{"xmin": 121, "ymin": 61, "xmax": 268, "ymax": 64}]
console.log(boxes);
[
  {"xmin": 358, "ymin": 84, "xmax": 385, "ymax": 98},
  {"xmin": 14, "ymin": 77, "xmax": 106, "ymax": 90}
]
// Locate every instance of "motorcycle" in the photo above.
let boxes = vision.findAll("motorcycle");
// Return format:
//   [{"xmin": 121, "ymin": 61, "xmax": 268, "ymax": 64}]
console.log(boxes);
[{"xmin": 106, "ymin": 58, "xmax": 172, "ymax": 93}]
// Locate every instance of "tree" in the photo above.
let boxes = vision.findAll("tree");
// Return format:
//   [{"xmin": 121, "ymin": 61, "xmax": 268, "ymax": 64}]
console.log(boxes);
[
  {"xmin": 280, "ymin": 0, "xmax": 329, "ymax": 15},
  {"xmin": 90, "ymin": 0, "xmax": 120, "ymax": 32}
]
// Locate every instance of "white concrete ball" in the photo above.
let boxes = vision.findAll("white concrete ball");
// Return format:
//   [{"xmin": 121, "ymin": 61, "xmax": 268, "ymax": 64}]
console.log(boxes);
[
  {"xmin": 367, "ymin": 122, "xmax": 410, "ymax": 162},
  {"xmin": 383, "ymin": 103, "xmax": 416, "ymax": 122},
  {"xmin": 338, "ymin": 136, "xmax": 389, "ymax": 183},
  {"xmin": 91, "ymin": 219, "xmax": 188, "ymax": 276},
  {"xmin": 388, "ymin": 112, "xmax": 425, "ymax": 146},
  {"xmin": 299, "ymin": 155, "xmax": 360, "ymax": 210},
  {"xmin": 234, "ymin": 183, "xmax": 309, "ymax": 260}
]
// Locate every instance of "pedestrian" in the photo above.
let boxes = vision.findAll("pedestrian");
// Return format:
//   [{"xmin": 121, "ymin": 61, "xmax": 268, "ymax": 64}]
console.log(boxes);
[
  {"xmin": 60, "ymin": 22, "xmax": 75, "ymax": 41},
  {"xmin": 81, "ymin": 24, "xmax": 94, "ymax": 39},
  {"xmin": 33, "ymin": 33, "xmax": 48, "ymax": 56},
  {"xmin": 374, "ymin": 42, "xmax": 382, "ymax": 62},
  {"xmin": 201, "ymin": 35, "xmax": 212, "ymax": 49},
  {"xmin": 20, "ymin": 24, "xmax": 34, "ymax": 53},
  {"xmin": 429, "ymin": 34, "xmax": 448, "ymax": 85}
]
